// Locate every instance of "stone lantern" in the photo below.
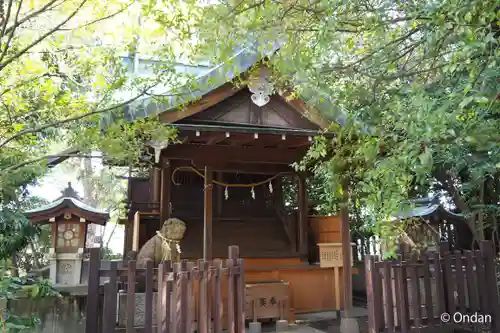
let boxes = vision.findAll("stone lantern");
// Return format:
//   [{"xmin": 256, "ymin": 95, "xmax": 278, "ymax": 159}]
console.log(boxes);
[{"xmin": 25, "ymin": 183, "xmax": 109, "ymax": 285}]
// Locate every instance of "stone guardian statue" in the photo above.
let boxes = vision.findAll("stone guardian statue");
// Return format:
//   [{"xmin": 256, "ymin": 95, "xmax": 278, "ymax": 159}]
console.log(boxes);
[{"xmin": 136, "ymin": 218, "xmax": 186, "ymax": 268}]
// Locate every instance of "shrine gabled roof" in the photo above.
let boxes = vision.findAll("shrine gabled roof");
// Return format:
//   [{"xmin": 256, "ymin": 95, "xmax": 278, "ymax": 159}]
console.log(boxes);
[
  {"xmin": 25, "ymin": 196, "xmax": 109, "ymax": 225},
  {"xmin": 100, "ymin": 42, "xmax": 344, "ymax": 130}
]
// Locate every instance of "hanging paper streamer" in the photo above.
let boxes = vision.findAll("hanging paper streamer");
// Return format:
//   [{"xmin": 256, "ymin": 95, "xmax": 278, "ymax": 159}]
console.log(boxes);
[
  {"xmin": 251, "ymin": 186, "xmax": 255, "ymax": 199},
  {"xmin": 225, "ymin": 186, "xmax": 229, "ymax": 200},
  {"xmin": 268, "ymin": 181, "xmax": 273, "ymax": 193}
]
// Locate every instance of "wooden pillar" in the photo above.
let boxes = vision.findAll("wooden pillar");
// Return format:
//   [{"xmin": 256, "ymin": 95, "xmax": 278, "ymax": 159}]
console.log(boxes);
[
  {"xmin": 132, "ymin": 211, "xmax": 140, "ymax": 251},
  {"xmin": 152, "ymin": 167, "xmax": 161, "ymax": 211},
  {"xmin": 124, "ymin": 221, "xmax": 133, "ymax": 255},
  {"xmin": 203, "ymin": 166, "xmax": 213, "ymax": 260},
  {"xmin": 216, "ymin": 171, "xmax": 223, "ymax": 217},
  {"xmin": 297, "ymin": 174, "xmax": 308, "ymax": 258},
  {"xmin": 340, "ymin": 178, "xmax": 353, "ymax": 315},
  {"xmin": 160, "ymin": 160, "xmax": 171, "ymax": 222}
]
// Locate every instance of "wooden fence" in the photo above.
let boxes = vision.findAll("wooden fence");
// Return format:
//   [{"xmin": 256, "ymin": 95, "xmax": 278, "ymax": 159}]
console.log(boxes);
[
  {"xmin": 365, "ymin": 240, "xmax": 500, "ymax": 333},
  {"xmin": 85, "ymin": 245, "xmax": 245, "ymax": 333}
]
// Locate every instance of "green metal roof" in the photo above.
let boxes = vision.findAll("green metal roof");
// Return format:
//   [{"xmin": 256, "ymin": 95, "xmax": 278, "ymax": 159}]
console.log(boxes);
[
  {"xmin": 101, "ymin": 42, "xmax": 352, "ymax": 130},
  {"xmin": 25, "ymin": 196, "xmax": 108, "ymax": 217}
]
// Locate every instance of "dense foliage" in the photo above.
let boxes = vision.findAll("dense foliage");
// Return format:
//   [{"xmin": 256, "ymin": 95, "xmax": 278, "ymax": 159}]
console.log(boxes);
[
  {"xmin": 0, "ymin": 0, "xmax": 184, "ymax": 258},
  {"xmin": 0, "ymin": 0, "xmax": 183, "ymax": 330},
  {"xmin": 154, "ymin": 0, "xmax": 500, "ymax": 252}
]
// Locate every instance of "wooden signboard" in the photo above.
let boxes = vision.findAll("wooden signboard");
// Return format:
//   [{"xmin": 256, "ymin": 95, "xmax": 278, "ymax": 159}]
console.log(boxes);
[
  {"xmin": 317, "ymin": 242, "xmax": 356, "ymax": 310},
  {"xmin": 244, "ymin": 281, "xmax": 290, "ymax": 321},
  {"xmin": 317, "ymin": 243, "xmax": 355, "ymax": 268}
]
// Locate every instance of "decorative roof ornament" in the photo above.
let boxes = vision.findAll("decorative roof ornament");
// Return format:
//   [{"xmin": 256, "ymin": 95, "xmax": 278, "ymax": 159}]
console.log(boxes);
[
  {"xmin": 149, "ymin": 140, "xmax": 169, "ymax": 164},
  {"xmin": 247, "ymin": 67, "xmax": 274, "ymax": 107},
  {"xmin": 58, "ymin": 182, "xmax": 82, "ymax": 200}
]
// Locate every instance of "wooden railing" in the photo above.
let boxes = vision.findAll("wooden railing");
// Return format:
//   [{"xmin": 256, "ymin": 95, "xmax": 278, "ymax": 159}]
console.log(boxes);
[
  {"xmin": 365, "ymin": 240, "xmax": 500, "ymax": 333},
  {"xmin": 85, "ymin": 246, "xmax": 246, "ymax": 333}
]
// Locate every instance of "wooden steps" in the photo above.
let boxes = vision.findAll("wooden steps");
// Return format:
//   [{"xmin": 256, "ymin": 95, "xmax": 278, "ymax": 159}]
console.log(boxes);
[{"xmin": 179, "ymin": 217, "xmax": 293, "ymax": 258}]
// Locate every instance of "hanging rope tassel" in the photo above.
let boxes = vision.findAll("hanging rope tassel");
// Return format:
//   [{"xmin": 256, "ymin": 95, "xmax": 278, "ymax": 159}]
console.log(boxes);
[
  {"xmin": 268, "ymin": 181, "xmax": 273, "ymax": 193},
  {"xmin": 251, "ymin": 186, "xmax": 255, "ymax": 199},
  {"xmin": 225, "ymin": 186, "xmax": 229, "ymax": 200}
]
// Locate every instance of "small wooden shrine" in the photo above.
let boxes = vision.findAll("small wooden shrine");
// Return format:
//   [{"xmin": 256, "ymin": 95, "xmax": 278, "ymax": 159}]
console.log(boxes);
[
  {"xmin": 394, "ymin": 195, "xmax": 471, "ymax": 255},
  {"xmin": 119, "ymin": 61, "xmax": 358, "ymax": 316},
  {"xmin": 25, "ymin": 183, "xmax": 109, "ymax": 285}
]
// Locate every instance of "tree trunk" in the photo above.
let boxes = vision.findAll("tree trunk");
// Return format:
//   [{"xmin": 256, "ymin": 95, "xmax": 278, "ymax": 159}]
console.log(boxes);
[
  {"xmin": 81, "ymin": 157, "xmax": 98, "ymax": 247},
  {"xmin": 30, "ymin": 242, "xmax": 42, "ymax": 269},
  {"xmin": 11, "ymin": 253, "xmax": 19, "ymax": 277}
]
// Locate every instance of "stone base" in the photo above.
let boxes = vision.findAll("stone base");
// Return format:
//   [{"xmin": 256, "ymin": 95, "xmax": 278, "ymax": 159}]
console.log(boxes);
[
  {"xmin": 249, "ymin": 321, "xmax": 262, "ymax": 333},
  {"xmin": 339, "ymin": 317, "xmax": 359, "ymax": 333},
  {"xmin": 275, "ymin": 319, "xmax": 289, "ymax": 332},
  {"xmin": 117, "ymin": 292, "xmax": 158, "ymax": 326}
]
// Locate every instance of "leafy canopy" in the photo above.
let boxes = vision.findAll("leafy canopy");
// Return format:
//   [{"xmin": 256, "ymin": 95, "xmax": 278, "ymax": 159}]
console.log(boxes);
[{"xmin": 154, "ymin": 0, "xmax": 500, "ymax": 248}]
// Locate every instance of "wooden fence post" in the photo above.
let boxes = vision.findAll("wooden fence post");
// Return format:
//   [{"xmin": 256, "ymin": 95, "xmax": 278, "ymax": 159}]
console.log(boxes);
[
  {"xmin": 474, "ymin": 249, "xmax": 488, "ymax": 314},
  {"xmin": 145, "ymin": 259, "xmax": 154, "ymax": 333},
  {"xmin": 382, "ymin": 261, "xmax": 394, "ymax": 333},
  {"xmin": 453, "ymin": 251, "xmax": 466, "ymax": 314},
  {"xmin": 464, "ymin": 251, "xmax": 479, "ymax": 313},
  {"xmin": 198, "ymin": 260, "xmax": 209, "ymax": 333},
  {"xmin": 158, "ymin": 262, "xmax": 165, "ymax": 333},
  {"xmin": 180, "ymin": 260, "xmax": 188, "ymax": 333},
  {"xmin": 365, "ymin": 255, "xmax": 377, "ymax": 333},
  {"xmin": 480, "ymin": 240, "xmax": 500, "ymax": 331},
  {"xmin": 395, "ymin": 262, "xmax": 409, "ymax": 332},
  {"xmin": 158, "ymin": 261, "xmax": 173, "ymax": 333},
  {"xmin": 228, "ymin": 246, "xmax": 245, "ymax": 333},
  {"xmin": 126, "ymin": 260, "xmax": 137, "ymax": 333},
  {"xmin": 212, "ymin": 259, "xmax": 223, "ymax": 333},
  {"xmin": 102, "ymin": 261, "xmax": 118, "ymax": 333},
  {"xmin": 171, "ymin": 263, "xmax": 180, "ymax": 333},
  {"xmin": 408, "ymin": 255, "xmax": 421, "ymax": 330},
  {"xmin": 226, "ymin": 247, "xmax": 236, "ymax": 333},
  {"xmin": 86, "ymin": 248, "xmax": 101, "ymax": 333},
  {"xmin": 441, "ymin": 248, "xmax": 454, "ymax": 313},
  {"xmin": 421, "ymin": 254, "xmax": 434, "ymax": 325},
  {"xmin": 186, "ymin": 262, "xmax": 195, "ymax": 333},
  {"xmin": 432, "ymin": 252, "xmax": 445, "ymax": 326}
]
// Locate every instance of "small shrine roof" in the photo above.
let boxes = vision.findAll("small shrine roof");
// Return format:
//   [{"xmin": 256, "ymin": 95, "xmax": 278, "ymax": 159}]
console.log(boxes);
[
  {"xmin": 25, "ymin": 196, "xmax": 107, "ymax": 216},
  {"xmin": 394, "ymin": 194, "xmax": 464, "ymax": 220},
  {"xmin": 25, "ymin": 183, "xmax": 108, "ymax": 224}
]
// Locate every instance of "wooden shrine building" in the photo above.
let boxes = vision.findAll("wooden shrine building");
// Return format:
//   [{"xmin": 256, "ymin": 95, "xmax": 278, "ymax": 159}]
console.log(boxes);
[{"xmin": 117, "ymin": 52, "xmax": 356, "ymax": 315}]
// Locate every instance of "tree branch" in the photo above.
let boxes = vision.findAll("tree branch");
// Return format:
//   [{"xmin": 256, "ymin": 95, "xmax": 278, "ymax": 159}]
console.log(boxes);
[
  {"xmin": 0, "ymin": 72, "xmax": 65, "ymax": 98},
  {"xmin": 322, "ymin": 26, "xmax": 423, "ymax": 73},
  {"xmin": 59, "ymin": 1, "xmax": 133, "ymax": 31},
  {"xmin": 3, "ymin": 0, "xmax": 61, "ymax": 37},
  {"xmin": 0, "ymin": 0, "xmax": 14, "ymax": 40},
  {"xmin": 0, "ymin": 81, "xmax": 187, "ymax": 148},
  {"xmin": 0, "ymin": 0, "xmax": 23, "ymax": 64},
  {"xmin": 0, "ymin": 0, "xmax": 87, "ymax": 71}
]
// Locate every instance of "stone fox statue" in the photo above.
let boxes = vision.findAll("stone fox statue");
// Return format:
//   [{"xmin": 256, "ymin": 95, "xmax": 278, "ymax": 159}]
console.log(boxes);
[{"xmin": 135, "ymin": 218, "xmax": 186, "ymax": 268}]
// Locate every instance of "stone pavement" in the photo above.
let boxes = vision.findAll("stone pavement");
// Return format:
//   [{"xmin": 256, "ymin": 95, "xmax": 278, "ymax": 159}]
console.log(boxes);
[{"xmin": 259, "ymin": 308, "xmax": 369, "ymax": 333}]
